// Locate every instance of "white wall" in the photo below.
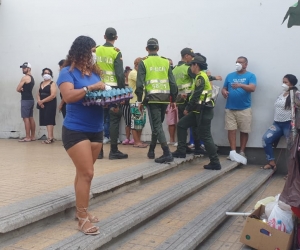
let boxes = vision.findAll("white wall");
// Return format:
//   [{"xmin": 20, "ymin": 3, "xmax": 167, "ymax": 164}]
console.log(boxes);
[{"xmin": 0, "ymin": 0, "xmax": 299, "ymax": 147}]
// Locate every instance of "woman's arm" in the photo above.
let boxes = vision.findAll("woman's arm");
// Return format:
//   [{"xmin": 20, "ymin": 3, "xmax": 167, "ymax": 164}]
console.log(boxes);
[
  {"xmin": 59, "ymin": 81, "xmax": 105, "ymax": 104},
  {"xmin": 41, "ymin": 82, "xmax": 57, "ymax": 103}
]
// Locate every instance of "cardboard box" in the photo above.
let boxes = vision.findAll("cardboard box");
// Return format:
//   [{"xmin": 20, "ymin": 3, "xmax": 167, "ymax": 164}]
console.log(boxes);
[{"xmin": 240, "ymin": 205, "xmax": 294, "ymax": 250}]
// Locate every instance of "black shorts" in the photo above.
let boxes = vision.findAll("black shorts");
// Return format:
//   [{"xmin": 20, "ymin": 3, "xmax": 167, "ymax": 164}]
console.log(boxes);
[{"xmin": 62, "ymin": 126, "xmax": 103, "ymax": 151}]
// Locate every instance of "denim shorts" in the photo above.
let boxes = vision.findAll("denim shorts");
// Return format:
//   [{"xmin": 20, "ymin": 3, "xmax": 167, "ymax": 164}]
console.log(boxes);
[{"xmin": 62, "ymin": 126, "xmax": 103, "ymax": 150}]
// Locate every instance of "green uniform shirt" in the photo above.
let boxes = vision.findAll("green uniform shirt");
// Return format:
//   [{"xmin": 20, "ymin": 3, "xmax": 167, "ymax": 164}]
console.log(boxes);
[
  {"xmin": 96, "ymin": 42, "xmax": 125, "ymax": 89},
  {"xmin": 136, "ymin": 53, "xmax": 177, "ymax": 103}
]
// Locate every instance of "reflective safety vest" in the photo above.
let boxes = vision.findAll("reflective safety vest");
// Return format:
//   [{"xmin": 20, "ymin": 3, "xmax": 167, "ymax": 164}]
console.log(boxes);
[
  {"xmin": 190, "ymin": 71, "xmax": 214, "ymax": 113},
  {"xmin": 172, "ymin": 64, "xmax": 193, "ymax": 94},
  {"xmin": 143, "ymin": 56, "xmax": 170, "ymax": 103},
  {"xmin": 96, "ymin": 45, "xmax": 119, "ymax": 87}
]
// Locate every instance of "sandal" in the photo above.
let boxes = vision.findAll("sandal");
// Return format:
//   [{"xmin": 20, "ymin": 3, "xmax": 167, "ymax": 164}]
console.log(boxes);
[
  {"xmin": 261, "ymin": 163, "xmax": 276, "ymax": 170},
  {"xmin": 133, "ymin": 144, "xmax": 148, "ymax": 148},
  {"xmin": 18, "ymin": 138, "xmax": 31, "ymax": 142},
  {"xmin": 76, "ymin": 207, "xmax": 99, "ymax": 223},
  {"xmin": 76, "ymin": 207, "xmax": 100, "ymax": 235},
  {"xmin": 77, "ymin": 216, "xmax": 100, "ymax": 235},
  {"xmin": 283, "ymin": 174, "xmax": 288, "ymax": 180},
  {"xmin": 42, "ymin": 138, "xmax": 54, "ymax": 144}
]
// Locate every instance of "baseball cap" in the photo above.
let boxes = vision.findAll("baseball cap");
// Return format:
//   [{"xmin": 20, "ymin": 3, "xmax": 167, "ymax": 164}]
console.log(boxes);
[
  {"xmin": 20, "ymin": 62, "xmax": 31, "ymax": 68},
  {"xmin": 105, "ymin": 27, "xmax": 117, "ymax": 39},
  {"xmin": 181, "ymin": 48, "xmax": 195, "ymax": 57},
  {"xmin": 147, "ymin": 38, "xmax": 159, "ymax": 47}
]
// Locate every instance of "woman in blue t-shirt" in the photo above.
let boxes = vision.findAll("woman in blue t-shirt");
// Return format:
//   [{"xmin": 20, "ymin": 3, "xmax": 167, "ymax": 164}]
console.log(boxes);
[{"xmin": 57, "ymin": 36, "xmax": 105, "ymax": 235}]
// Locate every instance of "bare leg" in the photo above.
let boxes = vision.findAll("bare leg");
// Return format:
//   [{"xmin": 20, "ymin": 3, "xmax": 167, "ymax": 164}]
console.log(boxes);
[
  {"xmin": 125, "ymin": 126, "xmax": 131, "ymax": 140},
  {"xmin": 168, "ymin": 125, "xmax": 176, "ymax": 143},
  {"xmin": 228, "ymin": 130, "xmax": 236, "ymax": 151},
  {"xmin": 23, "ymin": 118, "xmax": 31, "ymax": 139},
  {"xmin": 68, "ymin": 140, "xmax": 100, "ymax": 233},
  {"xmin": 240, "ymin": 132, "xmax": 249, "ymax": 152},
  {"xmin": 46, "ymin": 125, "xmax": 54, "ymax": 139},
  {"xmin": 29, "ymin": 117, "xmax": 36, "ymax": 140}
]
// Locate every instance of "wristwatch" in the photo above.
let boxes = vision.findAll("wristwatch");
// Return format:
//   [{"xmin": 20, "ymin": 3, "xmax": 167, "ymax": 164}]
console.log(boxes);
[{"xmin": 83, "ymin": 86, "xmax": 89, "ymax": 93}]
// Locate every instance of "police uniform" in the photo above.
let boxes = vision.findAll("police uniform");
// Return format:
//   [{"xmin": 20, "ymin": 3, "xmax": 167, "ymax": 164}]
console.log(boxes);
[
  {"xmin": 172, "ymin": 56, "xmax": 221, "ymax": 170},
  {"xmin": 135, "ymin": 38, "xmax": 178, "ymax": 163},
  {"xmin": 96, "ymin": 28, "xmax": 128, "ymax": 160}
]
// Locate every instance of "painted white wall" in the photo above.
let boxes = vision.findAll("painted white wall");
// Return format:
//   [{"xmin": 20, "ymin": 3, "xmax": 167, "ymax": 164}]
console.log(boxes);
[{"xmin": 0, "ymin": 0, "xmax": 299, "ymax": 147}]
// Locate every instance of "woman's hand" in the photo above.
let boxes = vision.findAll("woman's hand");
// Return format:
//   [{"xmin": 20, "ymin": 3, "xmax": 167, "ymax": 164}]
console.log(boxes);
[
  {"xmin": 38, "ymin": 100, "xmax": 43, "ymax": 106},
  {"xmin": 90, "ymin": 81, "xmax": 105, "ymax": 91}
]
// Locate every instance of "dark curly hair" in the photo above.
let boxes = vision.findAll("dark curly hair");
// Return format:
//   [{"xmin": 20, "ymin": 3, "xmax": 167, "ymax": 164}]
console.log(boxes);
[
  {"xmin": 284, "ymin": 74, "xmax": 298, "ymax": 110},
  {"xmin": 41, "ymin": 68, "xmax": 53, "ymax": 77},
  {"xmin": 64, "ymin": 36, "xmax": 101, "ymax": 76}
]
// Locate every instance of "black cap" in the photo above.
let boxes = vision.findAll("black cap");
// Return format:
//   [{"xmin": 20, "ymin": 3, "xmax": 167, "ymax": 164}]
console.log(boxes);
[
  {"xmin": 181, "ymin": 48, "xmax": 195, "ymax": 57},
  {"xmin": 20, "ymin": 62, "xmax": 31, "ymax": 68},
  {"xmin": 147, "ymin": 38, "xmax": 159, "ymax": 47},
  {"xmin": 191, "ymin": 56, "xmax": 206, "ymax": 64},
  {"xmin": 105, "ymin": 27, "xmax": 117, "ymax": 40}
]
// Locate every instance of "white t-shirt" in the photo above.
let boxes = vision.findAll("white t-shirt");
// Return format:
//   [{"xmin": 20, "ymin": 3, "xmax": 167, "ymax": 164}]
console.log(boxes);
[{"xmin": 274, "ymin": 93, "xmax": 292, "ymax": 122}]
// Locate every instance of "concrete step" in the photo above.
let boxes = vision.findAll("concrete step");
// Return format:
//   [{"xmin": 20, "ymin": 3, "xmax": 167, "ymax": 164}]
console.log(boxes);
[
  {"xmin": 0, "ymin": 158, "xmax": 239, "ymax": 249},
  {"xmin": 0, "ymin": 154, "xmax": 199, "ymax": 235},
  {"xmin": 102, "ymin": 165, "xmax": 274, "ymax": 250}
]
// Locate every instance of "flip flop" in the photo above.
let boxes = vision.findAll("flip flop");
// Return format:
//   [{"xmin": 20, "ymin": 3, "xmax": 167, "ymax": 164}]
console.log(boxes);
[
  {"xmin": 18, "ymin": 138, "xmax": 31, "ymax": 142},
  {"xmin": 133, "ymin": 144, "xmax": 148, "ymax": 148},
  {"xmin": 261, "ymin": 163, "xmax": 276, "ymax": 170}
]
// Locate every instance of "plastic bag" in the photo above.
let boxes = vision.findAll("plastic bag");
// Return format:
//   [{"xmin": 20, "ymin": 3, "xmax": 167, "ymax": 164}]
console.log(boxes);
[
  {"xmin": 268, "ymin": 204, "xmax": 294, "ymax": 233},
  {"xmin": 265, "ymin": 201, "xmax": 277, "ymax": 218},
  {"xmin": 254, "ymin": 196, "xmax": 275, "ymax": 210},
  {"xmin": 229, "ymin": 150, "xmax": 247, "ymax": 165}
]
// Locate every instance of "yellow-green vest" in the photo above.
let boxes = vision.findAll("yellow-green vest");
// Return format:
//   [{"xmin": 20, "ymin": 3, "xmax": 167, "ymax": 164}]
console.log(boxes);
[
  {"xmin": 172, "ymin": 64, "xmax": 193, "ymax": 94},
  {"xmin": 96, "ymin": 45, "xmax": 119, "ymax": 87},
  {"xmin": 143, "ymin": 56, "xmax": 170, "ymax": 103},
  {"xmin": 172, "ymin": 63, "xmax": 193, "ymax": 104},
  {"xmin": 190, "ymin": 71, "xmax": 213, "ymax": 113}
]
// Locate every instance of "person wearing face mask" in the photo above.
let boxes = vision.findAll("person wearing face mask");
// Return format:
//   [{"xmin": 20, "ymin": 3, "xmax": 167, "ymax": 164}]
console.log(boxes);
[
  {"xmin": 37, "ymin": 68, "xmax": 57, "ymax": 144},
  {"xmin": 96, "ymin": 27, "xmax": 128, "ymax": 160},
  {"xmin": 262, "ymin": 74, "xmax": 298, "ymax": 172},
  {"xmin": 57, "ymin": 35, "xmax": 105, "ymax": 235},
  {"xmin": 222, "ymin": 56, "xmax": 257, "ymax": 162},
  {"xmin": 17, "ymin": 62, "xmax": 36, "ymax": 142}
]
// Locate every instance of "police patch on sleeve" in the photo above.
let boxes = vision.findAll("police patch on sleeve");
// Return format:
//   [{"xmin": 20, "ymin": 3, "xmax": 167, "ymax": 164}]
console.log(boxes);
[{"xmin": 195, "ymin": 79, "xmax": 201, "ymax": 87}]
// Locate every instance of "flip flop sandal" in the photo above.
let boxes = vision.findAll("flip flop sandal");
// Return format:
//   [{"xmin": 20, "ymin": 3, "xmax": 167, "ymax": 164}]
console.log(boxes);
[
  {"xmin": 133, "ymin": 144, "xmax": 148, "ymax": 148},
  {"xmin": 77, "ymin": 217, "xmax": 100, "ymax": 235},
  {"xmin": 261, "ymin": 163, "xmax": 276, "ymax": 170},
  {"xmin": 42, "ymin": 138, "xmax": 54, "ymax": 144},
  {"xmin": 18, "ymin": 138, "xmax": 31, "ymax": 142}
]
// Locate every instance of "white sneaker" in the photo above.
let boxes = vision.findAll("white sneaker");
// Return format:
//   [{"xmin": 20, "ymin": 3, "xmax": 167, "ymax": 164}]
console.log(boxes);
[
  {"xmin": 103, "ymin": 137, "xmax": 110, "ymax": 144},
  {"xmin": 174, "ymin": 142, "xmax": 178, "ymax": 147}
]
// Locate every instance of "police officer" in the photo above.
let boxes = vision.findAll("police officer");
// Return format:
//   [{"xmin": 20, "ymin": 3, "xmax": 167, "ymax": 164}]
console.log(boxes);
[
  {"xmin": 172, "ymin": 56, "xmax": 221, "ymax": 170},
  {"xmin": 172, "ymin": 48, "xmax": 195, "ymax": 119},
  {"xmin": 136, "ymin": 38, "xmax": 178, "ymax": 163},
  {"xmin": 96, "ymin": 27, "xmax": 128, "ymax": 160}
]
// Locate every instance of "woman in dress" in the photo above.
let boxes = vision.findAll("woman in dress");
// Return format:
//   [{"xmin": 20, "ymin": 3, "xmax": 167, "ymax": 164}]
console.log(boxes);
[
  {"xmin": 57, "ymin": 36, "xmax": 105, "ymax": 235},
  {"xmin": 37, "ymin": 68, "xmax": 57, "ymax": 144}
]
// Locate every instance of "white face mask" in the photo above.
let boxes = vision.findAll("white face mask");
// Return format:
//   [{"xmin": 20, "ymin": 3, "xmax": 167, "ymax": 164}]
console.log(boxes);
[
  {"xmin": 43, "ymin": 74, "xmax": 52, "ymax": 80},
  {"xmin": 92, "ymin": 52, "xmax": 97, "ymax": 65},
  {"xmin": 282, "ymin": 83, "xmax": 290, "ymax": 91},
  {"xmin": 235, "ymin": 63, "xmax": 242, "ymax": 71}
]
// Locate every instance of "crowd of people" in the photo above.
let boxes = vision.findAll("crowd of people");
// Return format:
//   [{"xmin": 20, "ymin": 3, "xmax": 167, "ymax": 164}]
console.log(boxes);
[{"xmin": 15, "ymin": 27, "xmax": 300, "ymax": 235}]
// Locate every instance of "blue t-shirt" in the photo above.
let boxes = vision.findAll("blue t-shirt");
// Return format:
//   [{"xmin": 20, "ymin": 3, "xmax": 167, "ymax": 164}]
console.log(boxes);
[
  {"xmin": 223, "ymin": 71, "xmax": 257, "ymax": 110},
  {"xmin": 57, "ymin": 66, "xmax": 103, "ymax": 133}
]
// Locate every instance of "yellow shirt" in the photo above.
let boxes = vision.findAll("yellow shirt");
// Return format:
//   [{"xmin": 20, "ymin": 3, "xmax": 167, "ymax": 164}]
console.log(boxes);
[{"xmin": 128, "ymin": 69, "xmax": 138, "ymax": 104}]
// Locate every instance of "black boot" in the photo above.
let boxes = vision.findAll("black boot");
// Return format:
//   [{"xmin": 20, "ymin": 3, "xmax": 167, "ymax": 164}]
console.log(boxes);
[
  {"xmin": 203, "ymin": 162, "xmax": 221, "ymax": 170},
  {"xmin": 97, "ymin": 148, "xmax": 104, "ymax": 159},
  {"xmin": 172, "ymin": 150, "xmax": 186, "ymax": 158},
  {"xmin": 109, "ymin": 144, "xmax": 128, "ymax": 160},
  {"xmin": 186, "ymin": 145, "xmax": 194, "ymax": 154},
  {"xmin": 155, "ymin": 146, "xmax": 174, "ymax": 163},
  {"xmin": 147, "ymin": 144, "xmax": 156, "ymax": 159}
]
